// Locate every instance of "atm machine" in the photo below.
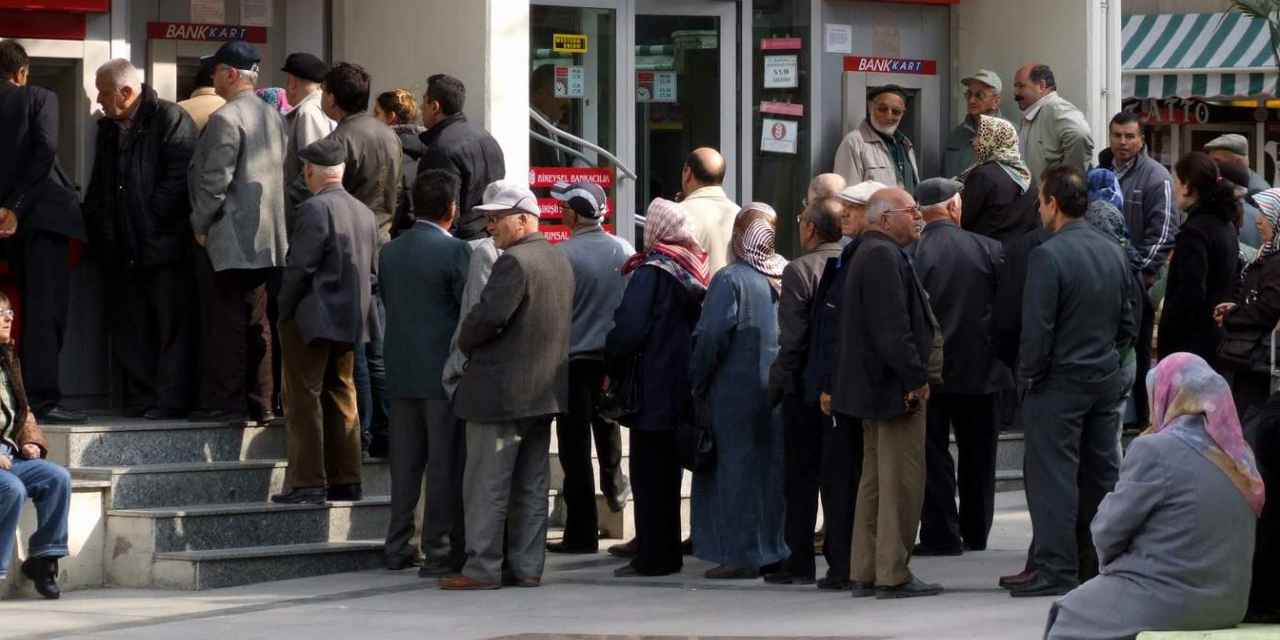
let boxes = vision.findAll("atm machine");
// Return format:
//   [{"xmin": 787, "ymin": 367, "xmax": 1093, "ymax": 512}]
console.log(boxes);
[{"xmin": 841, "ymin": 63, "xmax": 943, "ymax": 179}]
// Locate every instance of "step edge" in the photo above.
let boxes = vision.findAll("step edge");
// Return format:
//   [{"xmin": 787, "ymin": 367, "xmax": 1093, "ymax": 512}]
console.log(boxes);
[
  {"xmin": 109, "ymin": 497, "xmax": 393, "ymax": 517},
  {"xmin": 154, "ymin": 540, "xmax": 384, "ymax": 561},
  {"xmin": 43, "ymin": 420, "xmax": 282, "ymax": 434}
]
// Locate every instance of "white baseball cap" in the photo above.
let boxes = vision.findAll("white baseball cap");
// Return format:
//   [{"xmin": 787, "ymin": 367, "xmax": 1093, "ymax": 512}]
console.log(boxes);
[{"xmin": 474, "ymin": 181, "xmax": 540, "ymax": 216}]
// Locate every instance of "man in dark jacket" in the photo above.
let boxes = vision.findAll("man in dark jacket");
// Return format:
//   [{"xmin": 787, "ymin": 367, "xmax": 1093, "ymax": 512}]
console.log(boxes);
[
  {"xmin": 1013, "ymin": 165, "xmax": 1137, "ymax": 597},
  {"xmin": 84, "ymin": 59, "xmax": 198, "ymax": 420},
  {"xmin": 764, "ymin": 196, "xmax": 843, "ymax": 586},
  {"xmin": 443, "ymin": 183, "xmax": 573, "ymax": 590},
  {"xmin": 271, "ymin": 138, "xmax": 377, "ymax": 505},
  {"xmin": 910, "ymin": 178, "xmax": 1013, "ymax": 556},
  {"xmin": 418, "ymin": 74, "xmax": 506, "ymax": 240},
  {"xmin": 835, "ymin": 187, "xmax": 942, "ymax": 599},
  {"xmin": 0, "ymin": 41, "xmax": 88, "ymax": 424}
]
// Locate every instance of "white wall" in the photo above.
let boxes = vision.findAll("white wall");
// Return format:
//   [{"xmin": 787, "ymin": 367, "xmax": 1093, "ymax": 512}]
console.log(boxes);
[{"xmin": 332, "ymin": 0, "xmax": 528, "ymax": 181}]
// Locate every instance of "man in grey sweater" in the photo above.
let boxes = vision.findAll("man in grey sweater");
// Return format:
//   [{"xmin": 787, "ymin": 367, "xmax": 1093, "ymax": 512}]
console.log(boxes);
[{"xmin": 548, "ymin": 180, "xmax": 634, "ymax": 554}]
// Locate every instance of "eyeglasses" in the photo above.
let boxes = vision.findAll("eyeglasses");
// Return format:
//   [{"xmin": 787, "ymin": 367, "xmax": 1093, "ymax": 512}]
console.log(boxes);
[
  {"xmin": 964, "ymin": 91, "xmax": 993, "ymax": 100},
  {"xmin": 882, "ymin": 205, "xmax": 921, "ymax": 217},
  {"xmin": 0, "ymin": 309, "xmax": 13, "ymax": 319}
]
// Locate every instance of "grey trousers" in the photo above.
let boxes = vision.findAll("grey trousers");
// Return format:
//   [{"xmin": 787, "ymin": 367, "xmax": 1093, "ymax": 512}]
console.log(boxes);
[
  {"xmin": 1023, "ymin": 378, "xmax": 1123, "ymax": 586},
  {"xmin": 385, "ymin": 398, "xmax": 465, "ymax": 567},
  {"xmin": 461, "ymin": 417, "xmax": 552, "ymax": 584}
]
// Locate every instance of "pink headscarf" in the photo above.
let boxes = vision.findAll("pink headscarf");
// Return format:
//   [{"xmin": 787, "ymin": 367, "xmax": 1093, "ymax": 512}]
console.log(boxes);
[
  {"xmin": 1147, "ymin": 352, "xmax": 1266, "ymax": 515},
  {"xmin": 622, "ymin": 198, "xmax": 710, "ymax": 287}
]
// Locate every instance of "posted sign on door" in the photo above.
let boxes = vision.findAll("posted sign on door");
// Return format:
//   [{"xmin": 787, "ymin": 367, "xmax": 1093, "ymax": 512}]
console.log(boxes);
[{"xmin": 637, "ymin": 71, "xmax": 677, "ymax": 103}]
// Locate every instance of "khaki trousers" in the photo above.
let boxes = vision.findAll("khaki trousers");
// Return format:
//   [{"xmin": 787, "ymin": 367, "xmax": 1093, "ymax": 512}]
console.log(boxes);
[
  {"xmin": 280, "ymin": 320, "xmax": 361, "ymax": 489},
  {"xmin": 851, "ymin": 408, "xmax": 927, "ymax": 586}
]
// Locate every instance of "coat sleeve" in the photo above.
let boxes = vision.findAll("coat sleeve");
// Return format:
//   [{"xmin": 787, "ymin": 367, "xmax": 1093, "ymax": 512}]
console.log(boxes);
[
  {"xmin": 864, "ymin": 248, "xmax": 929, "ymax": 389},
  {"xmin": 689, "ymin": 274, "xmax": 738, "ymax": 399},
  {"xmin": 1091, "ymin": 437, "xmax": 1167, "ymax": 568},
  {"xmin": 1017, "ymin": 247, "xmax": 1060, "ymax": 384},
  {"xmin": 605, "ymin": 265, "xmax": 657, "ymax": 364},
  {"xmin": 151, "ymin": 108, "xmax": 198, "ymax": 220},
  {"xmin": 1137, "ymin": 173, "xmax": 1178, "ymax": 276},
  {"xmin": 1057, "ymin": 107, "xmax": 1095, "ymax": 173},
  {"xmin": 1160, "ymin": 232, "xmax": 1210, "ymax": 349},
  {"xmin": 3, "ymin": 89, "xmax": 57, "ymax": 217},
  {"xmin": 457, "ymin": 252, "xmax": 527, "ymax": 355},
  {"xmin": 1227, "ymin": 260, "xmax": 1280, "ymax": 330},
  {"xmin": 278, "ymin": 206, "xmax": 328, "ymax": 321},
  {"xmin": 832, "ymin": 136, "xmax": 862, "ymax": 184},
  {"xmin": 188, "ymin": 114, "xmax": 241, "ymax": 234},
  {"xmin": 768, "ymin": 261, "xmax": 813, "ymax": 401}
]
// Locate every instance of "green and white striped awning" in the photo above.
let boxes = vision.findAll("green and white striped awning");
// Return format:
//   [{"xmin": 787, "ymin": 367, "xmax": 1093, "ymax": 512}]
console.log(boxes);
[{"xmin": 1123, "ymin": 12, "xmax": 1279, "ymax": 99}]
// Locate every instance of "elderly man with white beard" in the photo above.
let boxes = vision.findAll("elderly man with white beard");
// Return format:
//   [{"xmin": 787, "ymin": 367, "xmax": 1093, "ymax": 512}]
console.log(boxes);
[{"xmin": 833, "ymin": 85, "xmax": 919, "ymax": 192}]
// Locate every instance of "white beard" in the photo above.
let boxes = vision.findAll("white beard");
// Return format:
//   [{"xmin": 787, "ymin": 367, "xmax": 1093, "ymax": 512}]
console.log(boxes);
[{"xmin": 870, "ymin": 119, "xmax": 899, "ymax": 137}]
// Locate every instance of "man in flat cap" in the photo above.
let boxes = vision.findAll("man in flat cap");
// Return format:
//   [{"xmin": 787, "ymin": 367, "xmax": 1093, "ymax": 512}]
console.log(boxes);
[
  {"xmin": 282, "ymin": 52, "xmax": 335, "ymax": 208},
  {"xmin": 909, "ymin": 178, "xmax": 1011, "ymax": 557},
  {"xmin": 944, "ymin": 70, "xmax": 1006, "ymax": 179},
  {"xmin": 271, "ymin": 137, "xmax": 377, "ymax": 505},
  {"xmin": 1204, "ymin": 133, "xmax": 1269, "ymax": 192},
  {"xmin": 833, "ymin": 85, "xmax": 919, "ymax": 191},
  {"xmin": 188, "ymin": 40, "xmax": 287, "ymax": 424}
]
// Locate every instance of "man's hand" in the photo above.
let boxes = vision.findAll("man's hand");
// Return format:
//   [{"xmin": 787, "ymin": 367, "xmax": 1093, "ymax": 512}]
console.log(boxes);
[
  {"xmin": 1213, "ymin": 302, "xmax": 1238, "ymax": 327},
  {"xmin": 20, "ymin": 444, "xmax": 41, "ymax": 459},
  {"xmin": 0, "ymin": 208, "xmax": 17, "ymax": 239},
  {"xmin": 1142, "ymin": 271, "xmax": 1158, "ymax": 290},
  {"xmin": 905, "ymin": 383, "xmax": 930, "ymax": 413},
  {"xmin": 194, "ymin": 233, "xmax": 207, "ymax": 247},
  {"xmin": 0, "ymin": 455, "xmax": 12, "ymax": 471},
  {"xmin": 819, "ymin": 392, "xmax": 833, "ymax": 416}
]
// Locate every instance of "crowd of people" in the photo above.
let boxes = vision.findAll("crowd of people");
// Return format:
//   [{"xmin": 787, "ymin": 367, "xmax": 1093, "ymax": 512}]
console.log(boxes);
[{"xmin": 0, "ymin": 36, "xmax": 1276, "ymax": 638}]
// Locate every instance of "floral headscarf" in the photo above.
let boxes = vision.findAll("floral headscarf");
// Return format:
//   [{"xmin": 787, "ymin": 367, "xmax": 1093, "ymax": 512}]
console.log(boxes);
[
  {"xmin": 1147, "ymin": 353, "xmax": 1266, "ymax": 516},
  {"xmin": 1087, "ymin": 168, "xmax": 1125, "ymax": 211},
  {"xmin": 255, "ymin": 87, "xmax": 292, "ymax": 115},
  {"xmin": 623, "ymin": 198, "xmax": 710, "ymax": 292},
  {"xmin": 731, "ymin": 213, "xmax": 787, "ymax": 293},
  {"xmin": 963, "ymin": 114, "xmax": 1031, "ymax": 192}
]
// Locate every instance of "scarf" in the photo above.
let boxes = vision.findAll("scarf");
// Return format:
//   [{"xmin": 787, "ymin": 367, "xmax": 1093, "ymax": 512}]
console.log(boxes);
[
  {"xmin": 254, "ymin": 87, "xmax": 292, "ymax": 115},
  {"xmin": 1087, "ymin": 168, "xmax": 1125, "ymax": 211},
  {"xmin": 731, "ymin": 215, "xmax": 787, "ymax": 292},
  {"xmin": 1250, "ymin": 188, "xmax": 1280, "ymax": 262},
  {"xmin": 962, "ymin": 115, "xmax": 1030, "ymax": 193},
  {"xmin": 623, "ymin": 198, "xmax": 711, "ymax": 290},
  {"xmin": 1146, "ymin": 353, "xmax": 1266, "ymax": 516},
  {"xmin": 1084, "ymin": 197, "xmax": 1143, "ymax": 275}
]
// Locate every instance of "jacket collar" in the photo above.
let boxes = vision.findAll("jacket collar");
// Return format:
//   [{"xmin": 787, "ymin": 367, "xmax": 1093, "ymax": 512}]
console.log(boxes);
[
  {"xmin": 413, "ymin": 218, "xmax": 452, "ymax": 236},
  {"xmin": 289, "ymin": 89, "xmax": 323, "ymax": 115},
  {"xmin": 812, "ymin": 241, "xmax": 843, "ymax": 254},
  {"xmin": 99, "ymin": 83, "xmax": 161, "ymax": 132},
  {"xmin": 508, "ymin": 231, "xmax": 546, "ymax": 249},
  {"xmin": 684, "ymin": 185, "xmax": 729, "ymax": 201},
  {"xmin": 420, "ymin": 112, "xmax": 467, "ymax": 146},
  {"xmin": 1022, "ymin": 91, "xmax": 1058, "ymax": 121},
  {"xmin": 190, "ymin": 86, "xmax": 218, "ymax": 99},
  {"xmin": 923, "ymin": 218, "xmax": 959, "ymax": 232}
]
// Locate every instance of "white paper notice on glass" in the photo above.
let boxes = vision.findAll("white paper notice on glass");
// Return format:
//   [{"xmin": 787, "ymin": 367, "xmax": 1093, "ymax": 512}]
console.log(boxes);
[
  {"xmin": 240, "ymin": 0, "xmax": 272, "ymax": 27},
  {"xmin": 763, "ymin": 55, "xmax": 798, "ymax": 89},
  {"xmin": 760, "ymin": 118, "xmax": 798, "ymax": 155},
  {"xmin": 191, "ymin": 0, "xmax": 226, "ymax": 24},
  {"xmin": 554, "ymin": 66, "xmax": 586, "ymax": 99},
  {"xmin": 825, "ymin": 24, "xmax": 853, "ymax": 54}
]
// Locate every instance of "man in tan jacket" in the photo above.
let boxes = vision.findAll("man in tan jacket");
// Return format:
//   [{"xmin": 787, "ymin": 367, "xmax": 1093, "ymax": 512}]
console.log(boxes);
[
  {"xmin": 678, "ymin": 147, "xmax": 738, "ymax": 274},
  {"xmin": 176, "ymin": 60, "xmax": 224, "ymax": 132},
  {"xmin": 833, "ymin": 85, "xmax": 919, "ymax": 191}
]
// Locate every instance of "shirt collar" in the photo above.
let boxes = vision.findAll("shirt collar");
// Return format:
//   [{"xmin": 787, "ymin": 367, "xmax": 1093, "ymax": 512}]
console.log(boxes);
[
  {"xmin": 1113, "ymin": 152, "xmax": 1139, "ymax": 178},
  {"xmin": 1022, "ymin": 91, "xmax": 1057, "ymax": 121},
  {"xmin": 415, "ymin": 218, "xmax": 452, "ymax": 236},
  {"xmin": 191, "ymin": 87, "xmax": 218, "ymax": 98}
]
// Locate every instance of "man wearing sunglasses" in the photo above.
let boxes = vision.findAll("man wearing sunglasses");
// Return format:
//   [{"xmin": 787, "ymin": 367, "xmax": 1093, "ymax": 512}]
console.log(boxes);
[{"xmin": 833, "ymin": 85, "xmax": 919, "ymax": 192}]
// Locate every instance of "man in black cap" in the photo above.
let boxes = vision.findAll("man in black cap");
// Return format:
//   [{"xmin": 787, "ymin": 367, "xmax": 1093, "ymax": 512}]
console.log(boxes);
[
  {"xmin": 272, "ymin": 137, "xmax": 377, "ymax": 505},
  {"xmin": 833, "ymin": 85, "xmax": 919, "ymax": 191},
  {"xmin": 282, "ymin": 52, "xmax": 334, "ymax": 206},
  {"xmin": 909, "ymin": 177, "xmax": 1012, "ymax": 557}
]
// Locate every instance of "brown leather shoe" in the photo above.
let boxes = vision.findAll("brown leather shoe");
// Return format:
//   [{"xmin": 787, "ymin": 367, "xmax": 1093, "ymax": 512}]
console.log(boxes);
[
  {"xmin": 502, "ymin": 575, "xmax": 541, "ymax": 588},
  {"xmin": 438, "ymin": 574, "xmax": 500, "ymax": 590},
  {"xmin": 998, "ymin": 568, "xmax": 1038, "ymax": 590}
]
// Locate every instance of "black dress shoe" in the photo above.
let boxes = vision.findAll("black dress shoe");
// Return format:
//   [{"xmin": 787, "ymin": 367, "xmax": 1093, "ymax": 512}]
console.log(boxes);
[
  {"xmin": 21, "ymin": 557, "xmax": 60, "ymax": 599},
  {"xmin": 144, "ymin": 407, "xmax": 188, "ymax": 420},
  {"xmin": 849, "ymin": 581, "xmax": 876, "ymax": 598},
  {"xmin": 36, "ymin": 406, "xmax": 87, "ymax": 424},
  {"xmin": 1009, "ymin": 574, "xmax": 1076, "ymax": 598},
  {"xmin": 763, "ymin": 570, "xmax": 815, "ymax": 585},
  {"xmin": 327, "ymin": 483, "xmax": 363, "ymax": 501},
  {"xmin": 385, "ymin": 555, "xmax": 420, "ymax": 571},
  {"xmin": 963, "ymin": 542, "xmax": 987, "ymax": 552},
  {"xmin": 817, "ymin": 576, "xmax": 852, "ymax": 591},
  {"xmin": 366, "ymin": 433, "xmax": 390, "ymax": 459},
  {"xmin": 704, "ymin": 565, "xmax": 756, "ymax": 579},
  {"xmin": 681, "ymin": 536, "xmax": 693, "ymax": 555},
  {"xmin": 122, "ymin": 406, "xmax": 148, "ymax": 418},
  {"xmin": 913, "ymin": 543, "xmax": 964, "ymax": 557},
  {"xmin": 876, "ymin": 575, "xmax": 944, "ymax": 599},
  {"xmin": 418, "ymin": 561, "xmax": 453, "ymax": 578},
  {"xmin": 546, "ymin": 541, "xmax": 597, "ymax": 554},
  {"xmin": 613, "ymin": 562, "xmax": 680, "ymax": 577},
  {"xmin": 270, "ymin": 487, "xmax": 326, "ymax": 504},
  {"xmin": 608, "ymin": 538, "xmax": 638, "ymax": 558},
  {"xmin": 188, "ymin": 409, "xmax": 248, "ymax": 423}
]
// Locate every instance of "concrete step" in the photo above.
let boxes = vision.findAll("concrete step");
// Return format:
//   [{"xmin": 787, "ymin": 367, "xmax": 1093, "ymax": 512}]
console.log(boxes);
[
  {"xmin": 148, "ymin": 541, "xmax": 384, "ymax": 590},
  {"xmin": 72, "ymin": 459, "xmax": 390, "ymax": 509},
  {"xmin": 44, "ymin": 417, "xmax": 285, "ymax": 467},
  {"xmin": 1, "ymin": 479, "xmax": 110, "ymax": 599}
]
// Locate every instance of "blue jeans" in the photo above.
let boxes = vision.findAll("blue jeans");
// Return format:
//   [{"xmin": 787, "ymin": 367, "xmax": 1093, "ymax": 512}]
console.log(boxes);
[
  {"xmin": 355, "ymin": 293, "xmax": 388, "ymax": 442},
  {"xmin": 0, "ymin": 457, "xmax": 71, "ymax": 577}
]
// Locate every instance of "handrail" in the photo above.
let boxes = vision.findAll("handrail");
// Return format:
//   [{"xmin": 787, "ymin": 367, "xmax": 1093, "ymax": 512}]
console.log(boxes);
[{"xmin": 529, "ymin": 108, "xmax": 638, "ymax": 181}]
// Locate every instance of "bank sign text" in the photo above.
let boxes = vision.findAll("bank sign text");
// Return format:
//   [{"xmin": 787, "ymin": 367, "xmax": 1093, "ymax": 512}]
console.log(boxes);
[{"xmin": 843, "ymin": 56, "xmax": 938, "ymax": 76}]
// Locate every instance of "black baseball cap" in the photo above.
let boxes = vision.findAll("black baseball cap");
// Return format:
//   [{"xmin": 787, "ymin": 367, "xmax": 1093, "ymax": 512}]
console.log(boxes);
[
  {"xmin": 281, "ymin": 52, "xmax": 329, "ymax": 83},
  {"xmin": 203, "ymin": 40, "xmax": 261, "ymax": 71}
]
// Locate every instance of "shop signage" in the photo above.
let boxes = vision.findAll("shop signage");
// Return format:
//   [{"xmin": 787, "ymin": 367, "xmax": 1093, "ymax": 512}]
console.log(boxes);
[
  {"xmin": 760, "ymin": 37, "xmax": 802, "ymax": 51},
  {"xmin": 529, "ymin": 166, "xmax": 614, "ymax": 189},
  {"xmin": 843, "ymin": 56, "xmax": 937, "ymax": 76},
  {"xmin": 760, "ymin": 101, "xmax": 804, "ymax": 117},
  {"xmin": 760, "ymin": 118, "xmax": 798, "ymax": 155},
  {"xmin": 190, "ymin": 0, "xmax": 225, "ymax": 24},
  {"xmin": 554, "ymin": 65, "xmax": 585, "ymax": 99},
  {"xmin": 636, "ymin": 71, "xmax": 677, "ymax": 103},
  {"xmin": 542, "ymin": 224, "xmax": 617, "ymax": 244},
  {"xmin": 537, "ymin": 198, "xmax": 614, "ymax": 220},
  {"xmin": 824, "ymin": 24, "xmax": 853, "ymax": 54},
  {"xmin": 1124, "ymin": 98, "xmax": 1210, "ymax": 125},
  {"xmin": 763, "ymin": 55, "xmax": 799, "ymax": 89},
  {"xmin": 553, "ymin": 33, "xmax": 588, "ymax": 54},
  {"xmin": 147, "ymin": 21, "xmax": 267, "ymax": 43}
]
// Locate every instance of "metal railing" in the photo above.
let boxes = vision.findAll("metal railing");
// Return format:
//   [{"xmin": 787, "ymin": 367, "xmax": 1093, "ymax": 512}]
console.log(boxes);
[{"xmin": 528, "ymin": 108, "xmax": 638, "ymax": 182}]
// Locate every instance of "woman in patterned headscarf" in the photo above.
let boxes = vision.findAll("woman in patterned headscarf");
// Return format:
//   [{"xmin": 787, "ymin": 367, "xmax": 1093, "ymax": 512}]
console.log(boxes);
[
  {"xmin": 688, "ymin": 215, "xmax": 788, "ymax": 579},
  {"xmin": 958, "ymin": 115, "xmax": 1037, "ymax": 242},
  {"xmin": 1215, "ymin": 187, "xmax": 1280, "ymax": 418},
  {"xmin": 1046, "ymin": 352, "xmax": 1262, "ymax": 640},
  {"xmin": 254, "ymin": 87, "xmax": 291, "ymax": 115}
]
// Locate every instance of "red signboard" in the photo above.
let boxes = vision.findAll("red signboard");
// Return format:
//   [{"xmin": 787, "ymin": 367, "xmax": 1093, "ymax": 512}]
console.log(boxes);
[
  {"xmin": 760, "ymin": 101, "xmax": 804, "ymax": 117},
  {"xmin": 529, "ymin": 166, "xmax": 614, "ymax": 189},
  {"xmin": 760, "ymin": 37, "xmax": 802, "ymax": 51},
  {"xmin": 843, "ymin": 56, "xmax": 937, "ymax": 76},
  {"xmin": 537, "ymin": 198, "xmax": 614, "ymax": 220},
  {"xmin": 147, "ymin": 21, "xmax": 268, "ymax": 43},
  {"xmin": 0, "ymin": 0, "xmax": 108, "ymax": 10},
  {"xmin": 543, "ymin": 224, "xmax": 616, "ymax": 244},
  {"xmin": 0, "ymin": 9, "xmax": 84, "ymax": 39}
]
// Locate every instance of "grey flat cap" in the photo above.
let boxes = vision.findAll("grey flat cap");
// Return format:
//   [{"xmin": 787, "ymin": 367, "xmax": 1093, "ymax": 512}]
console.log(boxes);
[
  {"xmin": 915, "ymin": 177, "xmax": 964, "ymax": 208},
  {"xmin": 298, "ymin": 137, "xmax": 346, "ymax": 167},
  {"xmin": 1204, "ymin": 133, "xmax": 1248, "ymax": 157}
]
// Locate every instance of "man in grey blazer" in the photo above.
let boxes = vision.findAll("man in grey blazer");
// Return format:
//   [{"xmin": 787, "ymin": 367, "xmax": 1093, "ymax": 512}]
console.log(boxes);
[
  {"xmin": 187, "ymin": 41, "xmax": 288, "ymax": 423},
  {"xmin": 379, "ymin": 169, "xmax": 472, "ymax": 574},
  {"xmin": 440, "ymin": 183, "xmax": 574, "ymax": 590}
]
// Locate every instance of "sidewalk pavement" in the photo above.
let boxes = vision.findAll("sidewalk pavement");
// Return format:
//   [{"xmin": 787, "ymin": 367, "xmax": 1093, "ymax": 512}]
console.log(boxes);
[{"xmin": 0, "ymin": 492, "xmax": 1051, "ymax": 640}]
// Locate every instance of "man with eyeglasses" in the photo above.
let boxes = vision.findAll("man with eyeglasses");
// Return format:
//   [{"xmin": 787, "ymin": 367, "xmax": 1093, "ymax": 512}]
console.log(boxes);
[
  {"xmin": 944, "ymin": 70, "xmax": 1007, "ymax": 180},
  {"xmin": 833, "ymin": 85, "xmax": 919, "ymax": 192}
]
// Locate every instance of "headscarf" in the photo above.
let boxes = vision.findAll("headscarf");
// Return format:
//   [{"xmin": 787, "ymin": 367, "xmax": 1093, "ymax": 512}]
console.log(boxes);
[
  {"xmin": 255, "ymin": 87, "xmax": 292, "ymax": 115},
  {"xmin": 623, "ymin": 198, "xmax": 710, "ymax": 293},
  {"xmin": 1146, "ymin": 353, "xmax": 1266, "ymax": 516},
  {"xmin": 1084, "ymin": 173, "xmax": 1142, "ymax": 273},
  {"xmin": 1249, "ymin": 188, "xmax": 1280, "ymax": 260},
  {"xmin": 1087, "ymin": 168, "xmax": 1125, "ymax": 211},
  {"xmin": 731, "ymin": 213, "xmax": 787, "ymax": 293},
  {"xmin": 962, "ymin": 114, "xmax": 1031, "ymax": 192}
]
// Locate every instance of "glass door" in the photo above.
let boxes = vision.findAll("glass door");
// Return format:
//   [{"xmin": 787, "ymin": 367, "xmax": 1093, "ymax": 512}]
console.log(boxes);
[{"xmin": 634, "ymin": 0, "xmax": 737, "ymax": 217}]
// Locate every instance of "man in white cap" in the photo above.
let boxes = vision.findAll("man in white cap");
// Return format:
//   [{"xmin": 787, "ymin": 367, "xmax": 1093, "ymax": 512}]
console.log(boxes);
[
  {"xmin": 443, "ymin": 182, "xmax": 574, "ymax": 590},
  {"xmin": 944, "ymin": 70, "xmax": 1005, "ymax": 179},
  {"xmin": 833, "ymin": 85, "xmax": 919, "ymax": 191}
]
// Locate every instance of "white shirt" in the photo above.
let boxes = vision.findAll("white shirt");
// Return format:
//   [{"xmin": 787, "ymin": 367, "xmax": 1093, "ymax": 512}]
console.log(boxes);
[{"xmin": 1022, "ymin": 91, "xmax": 1057, "ymax": 123}]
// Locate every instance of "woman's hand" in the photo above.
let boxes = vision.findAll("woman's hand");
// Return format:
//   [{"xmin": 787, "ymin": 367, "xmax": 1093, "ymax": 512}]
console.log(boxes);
[
  {"xmin": 819, "ymin": 392, "xmax": 833, "ymax": 416},
  {"xmin": 1213, "ymin": 302, "xmax": 1238, "ymax": 327},
  {"xmin": 20, "ymin": 444, "xmax": 40, "ymax": 459},
  {"xmin": 0, "ymin": 455, "xmax": 12, "ymax": 471}
]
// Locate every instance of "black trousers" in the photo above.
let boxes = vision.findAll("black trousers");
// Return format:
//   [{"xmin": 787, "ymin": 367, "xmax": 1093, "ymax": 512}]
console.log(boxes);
[
  {"xmin": 1132, "ymin": 287, "xmax": 1155, "ymax": 426},
  {"xmin": 110, "ymin": 263, "xmax": 198, "ymax": 411},
  {"xmin": 782, "ymin": 397, "xmax": 823, "ymax": 579},
  {"xmin": 919, "ymin": 392, "xmax": 998, "ymax": 550},
  {"xmin": 556, "ymin": 359, "xmax": 624, "ymax": 547},
  {"xmin": 629, "ymin": 428, "xmax": 682, "ymax": 575},
  {"xmin": 195, "ymin": 251, "xmax": 273, "ymax": 415},
  {"xmin": 1248, "ymin": 393, "xmax": 1280, "ymax": 619},
  {"xmin": 822, "ymin": 413, "xmax": 863, "ymax": 581},
  {"xmin": 9, "ymin": 230, "xmax": 70, "ymax": 411}
]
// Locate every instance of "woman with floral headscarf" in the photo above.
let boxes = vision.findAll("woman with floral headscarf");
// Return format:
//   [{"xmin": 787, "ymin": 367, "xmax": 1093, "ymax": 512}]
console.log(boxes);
[
  {"xmin": 1046, "ymin": 353, "xmax": 1262, "ymax": 640},
  {"xmin": 688, "ymin": 215, "xmax": 788, "ymax": 579},
  {"xmin": 254, "ymin": 87, "xmax": 291, "ymax": 115},
  {"xmin": 607, "ymin": 198, "xmax": 708, "ymax": 578},
  {"xmin": 958, "ymin": 114, "xmax": 1039, "ymax": 242},
  {"xmin": 1214, "ymin": 187, "xmax": 1280, "ymax": 419}
]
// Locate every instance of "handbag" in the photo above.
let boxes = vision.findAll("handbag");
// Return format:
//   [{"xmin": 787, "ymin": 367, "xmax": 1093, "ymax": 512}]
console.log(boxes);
[
  {"xmin": 676, "ymin": 399, "xmax": 715, "ymax": 472},
  {"xmin": 1217, "ymin": 321, "xmax": 1273, "ymax": 375},
  {"xmin": 598, "ymin": 355, "xmax": 643, "ymax": 423}
]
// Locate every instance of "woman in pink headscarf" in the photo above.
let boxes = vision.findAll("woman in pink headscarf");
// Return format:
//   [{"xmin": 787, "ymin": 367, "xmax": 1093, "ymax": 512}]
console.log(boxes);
[{"xmin": 1046, "ymin": 352, "xmax": 1264, "ymax": 640}]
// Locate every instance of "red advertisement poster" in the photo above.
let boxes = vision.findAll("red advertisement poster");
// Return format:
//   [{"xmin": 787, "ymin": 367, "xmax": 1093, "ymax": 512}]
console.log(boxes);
[
  {"xmin": 842, "ymin": 56, "xmax": 937, "ymax": 76},
  {"xmin": 529, "ymin": 166, "xmax": 614, "ymax": 189}
]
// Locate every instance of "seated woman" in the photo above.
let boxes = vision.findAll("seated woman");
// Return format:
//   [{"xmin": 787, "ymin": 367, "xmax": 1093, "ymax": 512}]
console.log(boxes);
[
  {"xmin": 1046, "ymin": 352, "xmax": 1265, "ymax": 640},
  {"xmin": 0, "ymin": 292, "xmax": 72, "ymax": 599}
]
